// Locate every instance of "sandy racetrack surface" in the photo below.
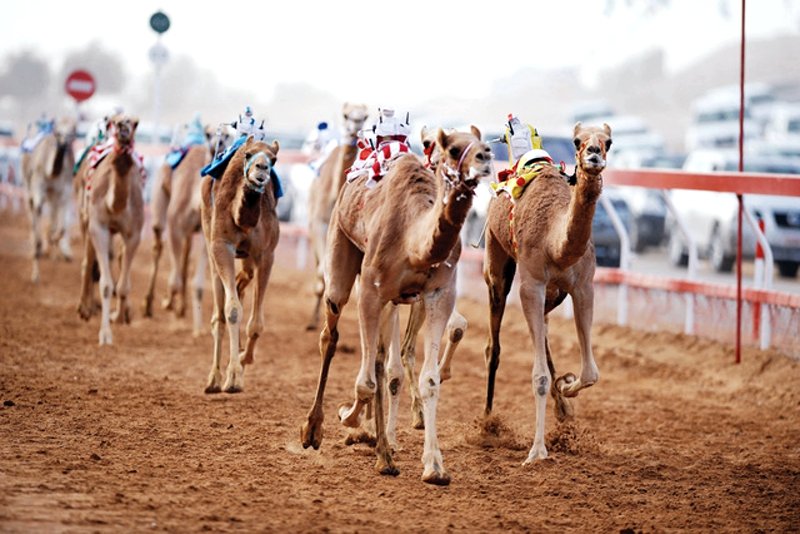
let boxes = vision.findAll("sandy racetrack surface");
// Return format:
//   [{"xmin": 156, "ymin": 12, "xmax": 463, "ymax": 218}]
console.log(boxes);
[{"xmin": 1, "ymin": 210, "xmax": 799, "ymax": 532}]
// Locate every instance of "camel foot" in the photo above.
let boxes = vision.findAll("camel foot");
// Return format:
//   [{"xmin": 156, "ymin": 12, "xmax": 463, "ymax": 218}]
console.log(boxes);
[
  {"xmin": 222, "ymin": 367, "xmax": 244, "ymax": 393},
  {"xmin": 344, "ymin": 429, "xmax": 377, "ymax": 447},
  {"xmin": 376, "ymin": 456, "xmax": 399, "ymax": 477},
  {"xmin": 98, "ymin": 327, "xmax": 113, "ymax": 346},
  {"xmin": 31, "ymin": 266, "xmax": 40, "ymax": 284},
  {"xmin": 111, "ymin": 305, "xmax": 131, "ymax": 325},
  {"xmin": 523, "ymin": 443, "xmax": 548, "ymax": 465},
  {"xmin": 77, "ymin": 302, "xmax": 93, "ymax": 321},
  {"xmin": 556, "ymin": 373, "xmax": 579, "ymax": 398},
  {"xmin": 301, "ymin": 414, "xmax": 323, "ymax": 450},
  {"xmin": 205, "ymin": 372, "xmax": 222, "ymax": 394},
  {"xmin": 240, "ymin": 350, "xmax": 254, "ymax": 367},
  {"xmin": 338, "ymin": 402, "xmax": 363, "ymax": 429},
  {"xmin": 439, "ymin": 365, "xmax": 452, "ymax": 383},
  {"xmin": 175, "ymin": 303, "xmax": 186, "ymax": 319},
  {"xmin": 422, "ymin": 465, "xmax": 451, "ymax": 486},
  {"xmin": 142, "ymin": 295, "xmax": 154, "ymax": 318}
]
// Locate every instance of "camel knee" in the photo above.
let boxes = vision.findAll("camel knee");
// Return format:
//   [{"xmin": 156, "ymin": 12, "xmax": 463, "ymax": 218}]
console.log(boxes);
[
  {"xmin": 225, "ymin": 300, "xmax": 241, "ymax": 324},
  {"xmin": 533, "ymin": 372, "xmax": 550, "ymax": 397},
  {"xmin": 386, "ymin": 360, "xmax": 404, "ymax": 397},
  {"xmin": 419, "ymin": 371, "xmax": 441, "ymax": 400}
]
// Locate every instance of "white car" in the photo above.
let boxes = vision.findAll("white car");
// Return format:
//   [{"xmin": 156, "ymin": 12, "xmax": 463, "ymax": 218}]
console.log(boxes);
[
  {"xmin": 666, "ymin": 150, "xmax": 800, "ymax": 277},
  {"xmin": 685, "ymin": 87, "xmax": 763, "ymax": 151}
]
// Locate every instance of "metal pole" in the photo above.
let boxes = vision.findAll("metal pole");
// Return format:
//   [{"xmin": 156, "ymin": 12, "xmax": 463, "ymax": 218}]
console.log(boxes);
[
  {"xmin": 735, "ymin": 0, "xmax": 745, "ymax": 364},
  {"xmin": 153, "ymin": 35, "xmax": 162, "ymax": 145}
]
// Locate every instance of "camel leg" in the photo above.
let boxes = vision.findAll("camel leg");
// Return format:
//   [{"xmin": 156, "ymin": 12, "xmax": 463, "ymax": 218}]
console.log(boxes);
[
  {"xmin": 143, "ymin": 172, "xmax": 169, "ymax": 317},
  {"xmin": 77, "ymin": 229, "xmax": 97, "ymax": 320},
  {"xmin": 306, "ymin": 219, "xmax": 328, "ymax": 331},
  {"xmin": 191, "ymin": 235, "xmax": 208, "ymax": 337},
  {"xmin": 419, "ymin": 282, "xmax": 455, "ymax": 486},
  {"xmin": 241, "ymin": 252, "xmax": 274, "ymax": 367},
  {"xmin": 111, "ymin": 230, "xmax": 141, "ymax": 325},
  {"xmin": 400, "ymin": 300, "xmax": 425, "ymax": 430},
  {"xmin": 88, "ymin": 222, "xmax": 114, "ymax": 345},
  {"xmin": 301, "ymin": 224, "xmax": 361, "ymax": 450},
  {"xmin": 162, "ymin": 222, "xmax": 183, "ymax": 313},
  {"xmin": 208, "ymin": 240, "xmax": 244, "ymax": 393},
  {"xmin": 339, "ymin": 278, "xmax": 382, "ymax": 428},
  {"xmin": 49, "ymin": 193, "xmax": 72, "ymax": 261},
  {"xmin": 518, "ymin": 272, "xmax": 549, "ymax": 464},
  {"xmin": 57, "ymin": 186, "xmax": 73, "ymax": 261},
  {"xmin": 374, "ymin": 312, "xmax": 399, "ymax": 477},
  {"xmin": 384, "ymin": 305, "xmax": 403, "ymax": 451},
  {"xmin": 27, "ymin": 195, "xmax": 43, "ymax": 283},
  {"xmin": 483, "ymin": 231, "xmax": 517, "ymax": 414},
  {"xmin": 176, "ymin": 233, "xmax": 193, "ymax": 318},
  {"xmin": 205, "ymin": 272, "xmax": 225, "ymax": 394},
  {"xmin": 559, "ymin": 284, "xmax": 599, "ymax": 398},
  {"xmin": 439, "ymin": 309, "xmax": 467, "ymax": 382},
  {"xmin": 546, "ymin": 330, "xmax": 574, "ymax": 422}
]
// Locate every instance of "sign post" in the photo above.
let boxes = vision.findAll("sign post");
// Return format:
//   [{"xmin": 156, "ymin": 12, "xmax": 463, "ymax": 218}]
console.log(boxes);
[
  {"xmin": 149, "ymin": 11, "xmax": 170, "ymax": 145},
  {"xmin": 65, "ymin": 70, "xmax": 96, "ymax": 103}
]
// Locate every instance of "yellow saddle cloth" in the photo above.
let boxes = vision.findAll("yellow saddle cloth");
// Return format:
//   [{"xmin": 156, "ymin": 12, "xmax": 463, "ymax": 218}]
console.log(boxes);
[{"xmin": 490, "ymin": 160, "xmax": 554, "ymax": 200}]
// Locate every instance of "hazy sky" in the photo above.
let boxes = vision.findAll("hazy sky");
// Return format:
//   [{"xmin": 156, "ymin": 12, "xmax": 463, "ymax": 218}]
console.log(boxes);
[{"xmin": 2, "ymin": 0, "xmax": 799, "ymax": 107}]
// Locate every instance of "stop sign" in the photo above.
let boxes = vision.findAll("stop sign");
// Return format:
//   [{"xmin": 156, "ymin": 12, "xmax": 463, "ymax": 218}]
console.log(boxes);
[{"xmin": 65, "ymin": 70, "xmax": 96, "ymax": 103}]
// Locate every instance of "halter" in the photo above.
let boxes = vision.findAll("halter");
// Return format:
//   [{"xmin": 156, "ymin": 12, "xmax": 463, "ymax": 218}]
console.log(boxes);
[
  {"xmin": 244, "ymin": 151, "xmax": 272, "ymax": 194},
  {"xmin": 441, "ymin": 141, "xmax": 476, "ymax": 204}
]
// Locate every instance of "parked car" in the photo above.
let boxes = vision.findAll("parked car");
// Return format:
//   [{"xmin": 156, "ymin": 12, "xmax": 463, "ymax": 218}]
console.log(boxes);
[
  {"xmin": 593, "ymin": 194, "xmax": 633, "ymax": 268},
  {"xmin": 666, "ymin": 150, "xmax": 800, "ymax": 278},
  {"xmin": 685, "ymin": 86, "xmax": 765, "ymax": 151}
]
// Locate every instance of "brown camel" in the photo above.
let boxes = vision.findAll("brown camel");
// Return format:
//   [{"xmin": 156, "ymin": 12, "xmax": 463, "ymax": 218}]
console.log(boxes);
[
  {"xmin": 306, "ymin": 102, "xmax": 369, "ymax": 330},
  {"xmin": 483, "ymin": 122, "xmax": 612, "ymax": 464},
  {"xmin": 76, "ymin": 114, "xmax": 145, "ymax": 346},
  {"xmin": 301, "ymin": 127, "xmax": 492, "ymax": 485},
  {"xmin": 200, "ymin": 136, "xmax": 281, "ymax": 394},
  {"xmin": 20, "ymin": 117, "xmax": 76, "ymax": 282},
  {"xmin": 143, "ymin": 125, "xmax": 233, "ymax": 335}
]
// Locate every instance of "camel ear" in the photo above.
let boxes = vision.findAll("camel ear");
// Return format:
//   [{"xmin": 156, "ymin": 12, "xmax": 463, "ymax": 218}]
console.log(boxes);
[
  {"xmin": 436, "ymin": 128, "xmax": 450, "ymax": 150},
  {"xmin": 271, "ymin": 140, "xmax": 280, "ymax": 155},
  {"xmin": 603, "ymin": 123, "xmax": 612, "ymax": 137},
  {"xmin": 420, "ymin": 126, "xmax": 429, "ymax": 144},
  {"xmin": 573, "ymin": 122, "xmax": 582, "ymax": 137},
  {"xmin": 131, "ymin": 117, "xmax": 139, "ymax": 131},
  {"xmin": 470, "ymin": 125, "xmax": 482, "ymax": 140}
]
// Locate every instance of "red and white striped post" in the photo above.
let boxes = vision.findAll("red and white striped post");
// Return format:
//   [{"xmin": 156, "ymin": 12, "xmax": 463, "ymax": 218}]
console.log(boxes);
[{"xmin": 752, "ymin": 217, "xmax": 765, "ymax": 341}]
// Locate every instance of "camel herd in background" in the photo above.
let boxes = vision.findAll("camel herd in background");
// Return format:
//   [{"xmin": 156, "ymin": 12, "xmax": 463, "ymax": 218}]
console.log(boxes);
[{"xmin": 16, "ymin": 105, "xmax": 613, "ymax": 485}]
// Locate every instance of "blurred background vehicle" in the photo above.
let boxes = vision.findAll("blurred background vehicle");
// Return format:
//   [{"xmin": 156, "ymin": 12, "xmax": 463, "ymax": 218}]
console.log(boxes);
[{"xmin": 666, "ymin": 150, "xmax": 800, "ymax": 277}]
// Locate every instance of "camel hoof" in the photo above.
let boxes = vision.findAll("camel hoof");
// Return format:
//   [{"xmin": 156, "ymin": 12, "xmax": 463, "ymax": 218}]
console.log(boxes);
[
  {"xmin": 161, "ymin": 297, "xmax": 173, "ymax": 311},
  {"xmin": 411, "ymin": 407, "xmax": 425, "ymax": 430},
  {"xmin": 422, "ymin": 469, "xmax": 451, "ymax": 486},
  {"xmin": 556, "ymin": 373, "xmax": 578, "ymax": 397},
  {"xmin": 204, "ymin": 384, "xmax": 221, "ymax": 394},
  {"xmin": 77, "ymin": 304, "xmax": 93, "ymax": 321},
  {"xmin": 523, "ymin": 444, "xmax": 548, "ymax": 465},
  {"xmin": 223, "ymin": 383, "xmax": 243, "ymax": 394},
  {"xmin": 376, "ymin": 459, "xmax": 399, "ymax": 477},
  {"xmin": 301, "ymin": 419, "xmax": 323, "ymax": 450},
  {"xmin": 142, "ymin": 298, "xmax": 154, "ymax": 318},
  {"xmin": 98, "ymin": 330, "xmax": 113, "ymax": 346},
  {"xmin": 338, "ymin": 402, "xmax": 362, "ymax": 428},
  {"xmin": 553, "ymin": 394, "xmax": 574, "ymax": 422}
]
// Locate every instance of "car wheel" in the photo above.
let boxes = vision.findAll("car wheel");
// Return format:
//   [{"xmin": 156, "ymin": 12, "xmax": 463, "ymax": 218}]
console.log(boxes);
[
  {"xmin": 777, "ymin": 261, "xmax": 799, "ymax": 279},
  {"xmin": 668, "ymin": 232, "xmax": 688, "ymax": 267},
  {"xmin": 710, "ymin": 227, "xmax": 734, "ymax": 273}
]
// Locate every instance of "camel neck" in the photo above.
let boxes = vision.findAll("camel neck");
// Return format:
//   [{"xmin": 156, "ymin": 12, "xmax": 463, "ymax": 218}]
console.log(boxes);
[
  {"xmin": 108, "ymin": 150, "xmax": 134, "ymax": 214},
  {"xmin": 556, "ymin": 165, "xmax": 603, "ymax": 268}
]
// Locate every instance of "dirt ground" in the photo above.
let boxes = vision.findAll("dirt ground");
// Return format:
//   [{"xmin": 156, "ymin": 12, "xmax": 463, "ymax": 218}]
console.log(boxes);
[{"xmin": 1, "ymin": 209, "xmax": 799, "ymax": 533}]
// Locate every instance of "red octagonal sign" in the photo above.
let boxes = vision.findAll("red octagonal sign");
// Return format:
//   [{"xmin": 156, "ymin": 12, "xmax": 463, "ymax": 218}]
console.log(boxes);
[{"xmin": 65, "ymin": 70, "xmax": 96, "ymax": 103}]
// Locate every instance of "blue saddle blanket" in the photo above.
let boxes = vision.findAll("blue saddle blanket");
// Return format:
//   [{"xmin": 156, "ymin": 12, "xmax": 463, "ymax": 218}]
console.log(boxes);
[{"xmin": 201, "ymin": 137, "xmax": 283, "ymax": 199}]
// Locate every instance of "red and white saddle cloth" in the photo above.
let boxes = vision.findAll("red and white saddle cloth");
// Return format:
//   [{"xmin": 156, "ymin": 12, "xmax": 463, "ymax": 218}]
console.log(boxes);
[
  {"xmin": 85, "ymin": 139, "xmax": 147, "ymax": 191},
  {"xmin": 346, "ymin": 139, "xmax": 410, "ymax": 188}
]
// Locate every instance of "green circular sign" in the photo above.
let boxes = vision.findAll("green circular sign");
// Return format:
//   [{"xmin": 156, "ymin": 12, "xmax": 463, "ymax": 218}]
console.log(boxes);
[{"xmin": 149, "ymin": 11, "xmax": 170, "ymax": 34}]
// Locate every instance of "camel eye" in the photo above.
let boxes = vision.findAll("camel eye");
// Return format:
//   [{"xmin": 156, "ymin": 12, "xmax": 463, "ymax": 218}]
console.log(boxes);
[
  {"xmin": 449, "ymin": 147, "xmax": 460, "ymax": 159},
  {"xmin": 245, "ymin": 152, "xmax": 253, "ymax": 160},
  {"xmin": 605, "ymin": 139, "xmax": 613, "ymax": 151},
  {"xmin": 573, "ymin": 138, "xmax": 581, "ymax": 150}
]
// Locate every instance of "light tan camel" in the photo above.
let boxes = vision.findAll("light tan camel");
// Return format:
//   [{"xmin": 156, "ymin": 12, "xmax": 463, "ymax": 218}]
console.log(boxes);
[
  {"xmin": 306, "ymin": 102, "xmax": 369, "ymax": 330},
  {"xmin": 76, "ymin": 114, "xmax": 145, "ymax": 346},
  {"xmin": 398, "ymin": 126, "xmax": 469, "ymax": 430},
  {"xmin": 200, "ymin": 136, "xmax": 280, "ymax": 394},
  {"xmin": 20, "ymin": 117, "xmax": 76, "ymax": 282},
  {"xmin": 143, "ymin": 125, "xmax": 233, "ymax": 335},
  {"xmin": 483, "ymin": 122, "xmax": 612, "ymax": 464},
  {"xmin": 301, "ymin": 127, "xmax": 492, "ymax": 485}
]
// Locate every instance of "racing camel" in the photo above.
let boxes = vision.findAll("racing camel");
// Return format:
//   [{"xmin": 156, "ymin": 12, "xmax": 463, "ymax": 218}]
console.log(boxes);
[
  {"xmin": 482, "ymin": 122, "xmax": 612, "ymax": 464},
  {"xmin": 301, "ymin": 127, "xmax": 492, "ymax": 485},
  {"xmin": 200, "ymin": 136, "xmax": 281, "ymax": 394}
]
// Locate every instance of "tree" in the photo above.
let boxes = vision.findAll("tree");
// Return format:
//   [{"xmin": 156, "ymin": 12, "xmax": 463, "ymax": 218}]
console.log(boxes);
[
  {"xmin": 0, "ymin": 50, "xmax": 50, "ymax": 100},
  {"xmin": 58, "ymin": 41, "xmax": 126, "ymax": 94}
]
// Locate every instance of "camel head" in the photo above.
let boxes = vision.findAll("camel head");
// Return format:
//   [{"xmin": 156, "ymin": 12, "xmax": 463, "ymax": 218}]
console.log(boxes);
[
  {"xmin": 241, "ymin": 136, "xmax": 280, "ymax": 194},
  {"xmin": 53, "ymin": 117, "xmax": 77, "ymax": 146},
  {"xmin": 420, "ymin": 126, "xmax": 455, "ymax": 167},
  {"xmin": 341, "ymin": 102, "xmax": 369, "ymax": 138},
  {"xmin": 573, "ymin": 122, "xmax": 612, "ymax": 175},
  {"xmin": 109, "ymin": 114, "xmax": 139, "ymax": 149},
  {"xmin": 436, "ymin": 126, "xmax": 493, "ymax": 190}
]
